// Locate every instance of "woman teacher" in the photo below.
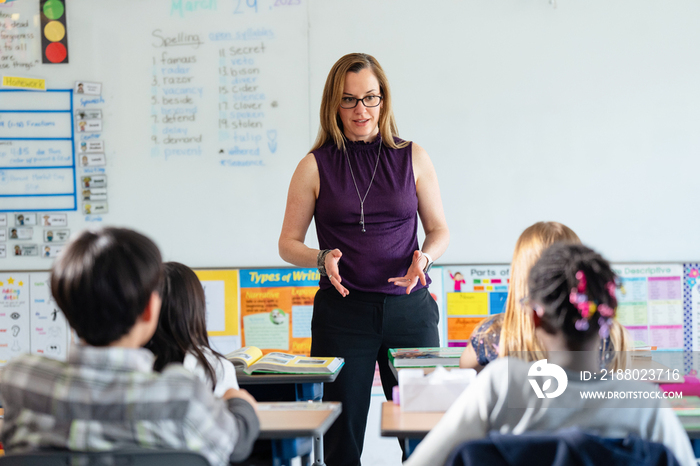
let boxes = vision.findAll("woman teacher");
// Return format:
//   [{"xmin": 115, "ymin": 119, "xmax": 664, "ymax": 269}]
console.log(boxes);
[{"xmin": 279, "ymin": 53, "xmax": 449, "ymax": 466}]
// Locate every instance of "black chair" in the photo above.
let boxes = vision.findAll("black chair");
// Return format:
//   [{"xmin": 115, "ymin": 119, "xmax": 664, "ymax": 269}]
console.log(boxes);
[
  {"xmin": 0, "ymin": 449, "xmax": 211, "ymax": 466},
  {"xmin": 445, "ymin": 429, "xmax": 681, "ymax": 466}
]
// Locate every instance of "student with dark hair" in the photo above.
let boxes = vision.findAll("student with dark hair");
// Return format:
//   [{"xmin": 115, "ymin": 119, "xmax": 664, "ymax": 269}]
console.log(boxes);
[
  {"xmin": 405, "ymin": 243, "xmax": 695, "ymax": 466},
  {"xmin": 147, "ymin": 262, "xmax": 239, "ymax": 397},
  {"xmin": 0, "ymin": 228, "xmax": 259, "ymax": 466}
]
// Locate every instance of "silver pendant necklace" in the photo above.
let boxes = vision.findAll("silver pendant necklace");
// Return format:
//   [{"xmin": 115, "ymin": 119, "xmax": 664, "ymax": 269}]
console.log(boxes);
[{"xmin": 344, "ymin": 139, "xmax": 382, "ymax": 233}]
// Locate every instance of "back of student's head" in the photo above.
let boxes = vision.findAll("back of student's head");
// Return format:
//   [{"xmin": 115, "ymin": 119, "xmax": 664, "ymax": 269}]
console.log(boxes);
[
  {"xmin": 499, "ymin": 222, "xmax": 580, "ymax": 358},
  {"xmin": 146, "ymin": 262, "xmax": 221, "ymax": 388},
  {"xmin": 51, "ymin": 227, "xmax": 162, "ymax": 346},
  {"xmin": 528, "ymin": 243, "xmax": 618, "ymax": 350}
]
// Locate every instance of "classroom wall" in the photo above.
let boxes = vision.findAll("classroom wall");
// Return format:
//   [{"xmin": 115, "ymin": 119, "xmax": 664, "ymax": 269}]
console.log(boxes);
[{"xmin": 1, "ymin": 0, "xmax": 698, "ymax": 271}]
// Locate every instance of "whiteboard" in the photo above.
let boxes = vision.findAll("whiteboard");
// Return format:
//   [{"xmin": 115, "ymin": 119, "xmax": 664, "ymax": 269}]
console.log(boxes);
[
  {"xmin": 1, "ymin": 0, "xmax": 699, "ymax": 272},
  {"xmin": 308, "ymin": 0, "xmax": 700, "ymax": 264},
  {"xmin": 1, "ymin": 0, "xmax": 310, "ymax": 269}
]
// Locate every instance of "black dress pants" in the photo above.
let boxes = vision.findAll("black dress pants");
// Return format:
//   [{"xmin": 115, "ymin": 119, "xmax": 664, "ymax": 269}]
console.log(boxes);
[{"xmin": 311, "ymin": 287, "xmax": 440, "ymax": 466}]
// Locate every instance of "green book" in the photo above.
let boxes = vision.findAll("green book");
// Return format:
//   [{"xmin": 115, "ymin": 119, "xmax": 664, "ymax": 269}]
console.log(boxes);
[{"xmin": 388, "ymin": 347, "xmax": 463, "ymax": 368}]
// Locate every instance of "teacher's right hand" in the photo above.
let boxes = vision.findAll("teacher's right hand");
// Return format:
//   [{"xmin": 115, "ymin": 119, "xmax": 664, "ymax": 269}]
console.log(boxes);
[{"xmin": 325, "ymin": 248, "xmax": 349, "ymax": 297}]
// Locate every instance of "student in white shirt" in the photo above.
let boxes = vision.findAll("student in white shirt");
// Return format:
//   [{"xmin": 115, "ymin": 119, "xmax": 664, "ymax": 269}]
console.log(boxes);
[
  {"xmin": 406, "ymin": 243, "xmax": 695, "ymax": 466},
  {"xmin": 147, "ymin": 261, "xmax": 240, "ymax": 397}
]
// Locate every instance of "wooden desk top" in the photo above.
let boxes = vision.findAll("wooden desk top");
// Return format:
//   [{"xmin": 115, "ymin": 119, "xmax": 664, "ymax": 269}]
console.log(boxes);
[
  {"xmin": 381, "ymin": 401, "xmax": 700, "ymax": 441},
  {"xmin": 257, "ymin": 402, "xmax": 341, "ymax": 439},
  {"xmin": 380, "ymin": 402, "xmax": 443, "ymax": 439},
  {"xmin": 236, "ymin": 369, "xmax": 341, "ymax": 385}
]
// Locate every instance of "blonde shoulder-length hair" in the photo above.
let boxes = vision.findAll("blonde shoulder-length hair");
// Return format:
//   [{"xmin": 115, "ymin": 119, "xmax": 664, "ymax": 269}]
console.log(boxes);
[
  {"xmin": 310, "ymin": 53, "xmax": 409, "ymax": 153},
  {"xmin": 498, "ymin": 221, "xmax": 631, "ymax": 370}
]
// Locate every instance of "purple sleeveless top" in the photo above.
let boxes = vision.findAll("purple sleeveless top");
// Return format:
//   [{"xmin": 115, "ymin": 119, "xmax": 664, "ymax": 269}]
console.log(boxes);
[{"xmin": 313, "ymin": 135, "xmax": 431, "ymax": 295}]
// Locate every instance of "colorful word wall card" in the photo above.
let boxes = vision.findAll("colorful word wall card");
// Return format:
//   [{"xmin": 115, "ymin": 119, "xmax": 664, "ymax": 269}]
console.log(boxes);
[
  {"xmin": 443, "ymin": 265, "xmax": 510, "ymax": 347},
  {"xmin": 239, "ymin": 268, "xmax": 319, "ymax": 355},
  {"xmin": 0, "ymin": 272, "xmax": 71, "ymax": 366},
  {"xmin": 686, "ymin": 264, "xmax": 700, "ymax": 351},
  {"xmin": 612, "ymin": 264, "xmax": 684, "ymax": 350}
]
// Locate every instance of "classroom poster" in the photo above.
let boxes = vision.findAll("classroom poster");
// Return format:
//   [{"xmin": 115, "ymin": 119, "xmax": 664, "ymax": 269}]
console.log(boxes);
[
  {"xmin": 194, "ymin": 270, "xmax": 239, "ymax": 336},
  {"xmin": 0, "ymin": 272, "xmax": 71, "ymax": 366},
  {"xmin": 0, "ymin": 273, "xmax": 31, "ymax": 363},
  {"xmin": 612, "ymin": 264, "xmax": 684, "ymax": 350},
  {"xmin": 29, "ymin": 272, "xmax": 71, "ymax": 360},
  {"xmin": 443, "ymin": 265, "xmax": 510, "ymax": 347},
  {"xmin": 239, "ymin": 268, "xmax": 319, "ymax": 356}
]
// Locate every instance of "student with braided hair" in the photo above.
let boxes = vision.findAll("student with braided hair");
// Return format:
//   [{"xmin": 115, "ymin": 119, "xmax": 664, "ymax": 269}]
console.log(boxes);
[{"xmin": 406, "ymin": 243, "xmax": 695, "ymax": 466}]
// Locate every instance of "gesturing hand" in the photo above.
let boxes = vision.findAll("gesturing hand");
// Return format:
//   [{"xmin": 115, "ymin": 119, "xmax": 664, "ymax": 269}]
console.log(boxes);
[
  {"xmin": 388, "ymin": 250, "xmax": 427, "ymax": 295},
  {"xmin": 325, "ymin": 248, "xmax": 349, "ymax": 297}
]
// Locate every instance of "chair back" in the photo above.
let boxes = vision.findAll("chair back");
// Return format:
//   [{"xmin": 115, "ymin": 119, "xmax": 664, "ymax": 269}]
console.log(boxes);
[
  {"xmin": 0, "ymin": 449, "xmax": 211, "ymax": 466},
  {"xmin": 445, "ymin": 429, "xmax": 681, "ymax": 466}
]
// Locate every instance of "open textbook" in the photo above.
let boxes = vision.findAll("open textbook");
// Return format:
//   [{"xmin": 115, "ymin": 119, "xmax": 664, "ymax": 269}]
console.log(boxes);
[{"xmin": 226, "ymin": 346, "xmax": 344, "ymax": 375}]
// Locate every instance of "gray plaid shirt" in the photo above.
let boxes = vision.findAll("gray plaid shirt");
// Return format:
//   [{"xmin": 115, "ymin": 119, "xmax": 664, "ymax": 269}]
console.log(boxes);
[{"xmin": 0, "ymin": 346, "xmax": 258, "ymax": 466}]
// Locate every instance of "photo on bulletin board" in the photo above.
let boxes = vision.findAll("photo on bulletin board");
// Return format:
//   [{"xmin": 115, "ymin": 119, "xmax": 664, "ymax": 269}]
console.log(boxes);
[
  {"xmin": 194, "ymin": 269, "xmax": 239, "ymax": 338},
  {"xmin": 239, "ymin": 268, "xmax": 319, "ymax": 356},
  {"xmin": 442, "ymin": 265, "xmax": 510, "ymax": 348}
]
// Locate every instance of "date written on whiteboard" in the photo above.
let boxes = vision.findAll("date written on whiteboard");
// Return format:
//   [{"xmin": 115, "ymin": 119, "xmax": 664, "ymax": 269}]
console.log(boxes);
[{"xmin": 234, "ymin": 0, "xmax": 301, "ymax": 14}]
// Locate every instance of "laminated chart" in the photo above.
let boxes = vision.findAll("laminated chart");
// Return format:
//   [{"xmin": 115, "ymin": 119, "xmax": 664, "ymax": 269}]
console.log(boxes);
[
  {"xmin": 613, "ymin": 264, "xmax": 684, "ymax": 350},
  {"xmin": 0, "ymin": 272, "xmax": 71, "ymax": 366},
  {"xmin": 0, "ymin": 90, "xmax": 76, "ymax": 212},
  {"xmin": 239, "ymin": 268, "xmax": 319, "ymax": 355},
  {"xmin": 443, "ymin": 266, "xmax": 510, "ymax": 347}
]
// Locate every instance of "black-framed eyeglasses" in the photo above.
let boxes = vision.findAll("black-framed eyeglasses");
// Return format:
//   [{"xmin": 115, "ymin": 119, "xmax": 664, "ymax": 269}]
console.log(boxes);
[{"xmin": 339, "ymin": 95, "xmax": 383, "ymax": 109}]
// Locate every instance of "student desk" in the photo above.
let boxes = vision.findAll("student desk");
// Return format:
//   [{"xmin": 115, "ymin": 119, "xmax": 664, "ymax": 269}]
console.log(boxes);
[
  {"xmin": 380, "ymin": 401, "xmax": 700, "ymax": 457},
  {"xmin": 237, "ymin": 370, "xmax": 343, "ymax": 466},
  {"xmin": 0, "ymin": 405, "xmax": 341, "ymax": 463},
  {"xmin": 258, "ymin": 402, "xmax": 341, "ymax": 439},
  {"xmin": 388, "ymin": 364, "xmax": 459, "ymax": 381},
  {"xmin": 257, "ymin": 401, "xmax": 341, "ymax": 466},
  {"xmin": 236, "ymin": 370, "xmax": 341, "ymax": 402},
  {"xmin": 380, "ymin": 401, "xmax": 442, "ymax": 457}
]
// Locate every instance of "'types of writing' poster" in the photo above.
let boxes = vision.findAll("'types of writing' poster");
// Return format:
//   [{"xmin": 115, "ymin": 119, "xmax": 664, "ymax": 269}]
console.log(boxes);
[
  {"xmin": 613, "ymin": 264, "xmax": 684, "ymax": 350},
  {"xmin": 443, "ymin": 265, "xmax": 510, "ymax": 348},
  {"xmin": 239, "ymin": 268, "xmax": 319, "ymax": 355},
  {"xmin": 0, "ymin": 272, "xmax": 71, "ymax": 366}
]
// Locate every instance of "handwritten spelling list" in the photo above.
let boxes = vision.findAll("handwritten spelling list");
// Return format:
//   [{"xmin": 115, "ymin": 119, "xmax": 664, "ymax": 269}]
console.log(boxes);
[{"xmin": 149, "ymin": 0, "xmax": 303, "ymax": 167}]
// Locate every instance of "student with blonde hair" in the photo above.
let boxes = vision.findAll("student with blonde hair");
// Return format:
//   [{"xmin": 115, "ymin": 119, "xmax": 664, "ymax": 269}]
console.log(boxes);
[
  {"xmin": 407, "ymin": 243, "xmax": 695, "ymax": 466},
  {"xmin": 460, "ymin": 221, "xmax": 630, "ymax": 372}
]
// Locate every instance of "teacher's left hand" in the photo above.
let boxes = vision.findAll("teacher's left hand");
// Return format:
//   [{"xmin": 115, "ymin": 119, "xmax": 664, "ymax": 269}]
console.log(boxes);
[{"xmin": 388, "ymin": 250, "xmax": 427, "ymax": 295}]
